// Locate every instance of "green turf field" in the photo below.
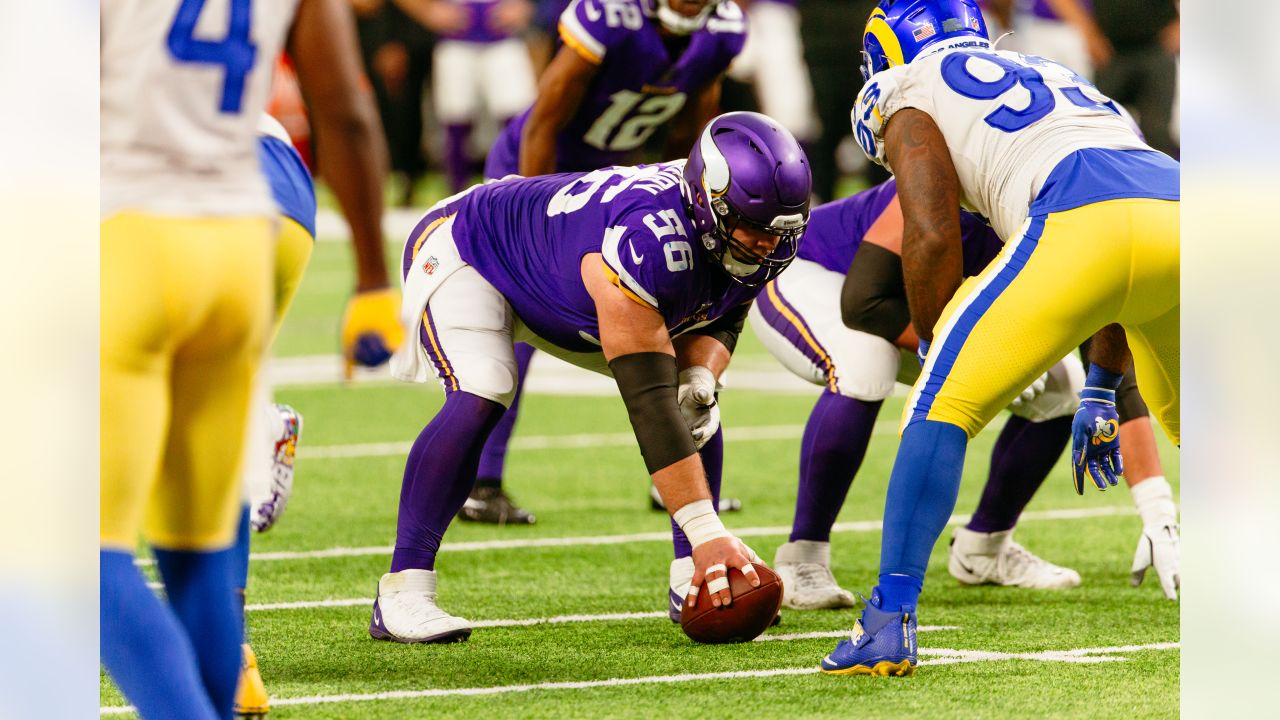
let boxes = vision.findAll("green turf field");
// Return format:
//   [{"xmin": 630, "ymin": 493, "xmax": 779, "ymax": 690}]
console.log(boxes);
[{"xmin": 101, "ymin": 237, "xmax": 1180, "ymax": 718}]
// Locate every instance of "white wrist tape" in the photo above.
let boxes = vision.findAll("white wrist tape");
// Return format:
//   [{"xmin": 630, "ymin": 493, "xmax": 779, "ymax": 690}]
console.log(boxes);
[{"xmin": 672, "ymin": 499, "xmax": 729, "ymax": 549}]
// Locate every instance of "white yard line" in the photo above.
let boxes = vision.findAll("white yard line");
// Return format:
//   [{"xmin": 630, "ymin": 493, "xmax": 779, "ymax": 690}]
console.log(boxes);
[
  {"xmin": 136, "ymin": 505, "xmax": 1131, "ymax": 567},
  {"xmin": 137, "ymin": 506, "xmax": 1130, "ymax": 567},
  {"xmin": 99, "ymin": 641, "xmax": 1178, "ymax": 715}
]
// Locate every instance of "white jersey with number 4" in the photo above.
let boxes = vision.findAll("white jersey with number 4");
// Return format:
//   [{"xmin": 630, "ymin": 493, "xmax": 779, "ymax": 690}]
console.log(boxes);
[
  {"xmin": 851, "ymin": 43, "xmax": 1150, "ymax": 240},
  {"xmin": 101, "ymin": 0, "xmax": 301, "ymax": 218}
]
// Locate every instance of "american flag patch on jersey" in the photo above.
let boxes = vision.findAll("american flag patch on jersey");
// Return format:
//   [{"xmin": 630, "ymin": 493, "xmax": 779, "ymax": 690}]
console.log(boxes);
[{"xmin": 913, "ymin": 23, "xmax": 936, "ymax": 41}]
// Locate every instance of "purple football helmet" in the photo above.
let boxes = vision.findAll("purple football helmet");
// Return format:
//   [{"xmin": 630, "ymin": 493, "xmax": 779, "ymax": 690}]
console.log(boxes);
[{"xmin": 682, "ymin": 112, "xmax": 811, "ymax": 287}]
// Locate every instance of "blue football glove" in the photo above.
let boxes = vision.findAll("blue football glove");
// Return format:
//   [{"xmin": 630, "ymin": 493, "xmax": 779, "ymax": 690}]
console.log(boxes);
[{"xmin": 1070, "ymin": 363, "xmax": 1126, "ymax": 494}]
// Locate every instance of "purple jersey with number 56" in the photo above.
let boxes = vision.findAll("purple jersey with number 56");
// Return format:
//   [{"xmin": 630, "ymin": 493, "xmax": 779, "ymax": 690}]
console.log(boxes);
[
  {"xmin": 799, "ymin": 180, "xmax": 1004, "ymax": 277},
  {"xmin": 485, "ymin": 0, "xmax": 746, "ymax": 178},
  {"xmin": 405, "ymin": 162, "xmax": 760, "ymax": 353}
]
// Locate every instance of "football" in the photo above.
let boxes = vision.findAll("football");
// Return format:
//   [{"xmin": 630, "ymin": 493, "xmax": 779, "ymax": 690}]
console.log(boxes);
[{"xmin": 680, "ymin": 564, "xmax": 784, "ymax": 644}]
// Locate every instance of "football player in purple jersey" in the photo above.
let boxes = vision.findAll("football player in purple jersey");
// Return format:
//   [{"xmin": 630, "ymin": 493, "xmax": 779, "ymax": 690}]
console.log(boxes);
[
  {"xmin": 368, "ymin": 112, "xmax": 810, "ymax": 643},
  {"xmin": 464, "ymin": 0, "xmax": 750, "ymax": 525}
]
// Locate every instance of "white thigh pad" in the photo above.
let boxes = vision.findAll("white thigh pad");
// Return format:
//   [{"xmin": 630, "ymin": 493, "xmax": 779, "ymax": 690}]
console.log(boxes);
[
  {"xmin": 751, "ymin": 259, "xmax": 901, "ymax": 401},
  {"xmin": 1009, "ymin": 353, "xmax": 1085, "ymax": 422},
  {"xmin": 423, "ymin": 266, "xmax": 520, "ymax": 406}
]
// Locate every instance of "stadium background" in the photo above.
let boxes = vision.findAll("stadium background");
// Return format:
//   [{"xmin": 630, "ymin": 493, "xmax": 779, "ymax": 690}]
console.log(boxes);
[{"xmin": 111, "ymin": 0, "xmax": 1186, "ymax": 717}]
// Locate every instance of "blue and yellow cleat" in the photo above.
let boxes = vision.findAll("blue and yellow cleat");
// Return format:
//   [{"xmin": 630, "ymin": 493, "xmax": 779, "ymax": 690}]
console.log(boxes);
[{"xmin": 820, "ymin": 591, "xmax": 917, "ymax": 677}]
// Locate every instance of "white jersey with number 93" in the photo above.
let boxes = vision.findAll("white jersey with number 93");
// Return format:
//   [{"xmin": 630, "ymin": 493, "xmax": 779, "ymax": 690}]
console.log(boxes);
[
  {"xmin": 851, "ymin": 45, "xmax": 1149, "ymax": 240},
  {"xmin": 102, "ymin": 0, "xmax": 300, "ymax": 218}
]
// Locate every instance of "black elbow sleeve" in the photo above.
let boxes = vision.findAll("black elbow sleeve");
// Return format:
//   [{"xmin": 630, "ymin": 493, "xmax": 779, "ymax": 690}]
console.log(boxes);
[
  {"xmin": 841, "ymin": 243, "xmax": 912, "ymax": 342},
  {"xmin": 609, "ymin": 352, "xmax": 698, "ymax": 475}
]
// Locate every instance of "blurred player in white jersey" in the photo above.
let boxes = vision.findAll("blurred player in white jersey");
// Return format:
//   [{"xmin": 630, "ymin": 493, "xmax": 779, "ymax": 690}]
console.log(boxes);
[
  {"xmin": 725, "ymin": 0, "xmax": 820, "ymax": 149},
  {"xmin": 431, "ymin": 0, "xmax": 538, "ymax": 194},
  {"xmin": 981, "ymin": 0, "xmax": 1111, "ymax": 80},
  {"xmin": 102, "ymin": 1, "xmax": 394, "ymax": 717},
  {"xmin": 101, "ymin": 2, "xmax": 299, "ymax": 717},
  {"xmin": 824, "ymin": 0, "xmax": 1178, "ymax": 676}
]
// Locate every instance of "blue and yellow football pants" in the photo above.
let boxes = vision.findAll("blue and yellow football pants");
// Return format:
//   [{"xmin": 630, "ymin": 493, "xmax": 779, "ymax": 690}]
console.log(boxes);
[
  {"xmin": 906, "ymin": 198, "xmax": 1179, "ymax": 445},
  {"xmin": 100, "ymin": 213, "xmax": 274, "ymax": 551}
]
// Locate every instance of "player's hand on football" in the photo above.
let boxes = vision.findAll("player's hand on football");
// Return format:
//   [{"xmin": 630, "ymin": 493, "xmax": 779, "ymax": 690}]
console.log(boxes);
[
  {"xmin": 1132, "ymin": 523, "xmax": 1180, "ymax": 600},
  {"xmin": 1008, "ymin": 371, "xmax": 1049, "ymax": 412},
  {"xmin": 677, "ymin": 366, "xmax": 720, "ymax": 449},
  {"xmin": 340, "ymin": 287, "xmax": 405, "ymax": 380},
  {"xmin": 688, "ymin": 536, "xmax": 761, "ymax": 609},
  {"xmin": 1071, "ymin": 365, "xmax": 1125, "ymax": 494}
]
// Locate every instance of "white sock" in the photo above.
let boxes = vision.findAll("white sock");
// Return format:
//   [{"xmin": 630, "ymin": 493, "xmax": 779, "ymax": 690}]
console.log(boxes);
[{"xmin": 1130, "ymin": 475, "xmax": 1177, "ymax": 528}]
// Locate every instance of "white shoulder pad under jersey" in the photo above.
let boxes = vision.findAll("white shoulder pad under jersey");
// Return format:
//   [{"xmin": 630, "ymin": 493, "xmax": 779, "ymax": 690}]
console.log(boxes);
[
  {"xmin": 101, "ymin": 0, "xmax": 301, "ymax": 217},
  {"xmin": 852, "ymin": 47, "xmax": 1149, "ymax": 240}
]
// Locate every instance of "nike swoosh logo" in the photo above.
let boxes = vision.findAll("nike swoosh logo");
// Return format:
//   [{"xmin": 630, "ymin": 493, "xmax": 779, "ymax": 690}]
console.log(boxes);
[{"xmin": 629, "ymin": 240, "xmax": 644, "ymax": 264}]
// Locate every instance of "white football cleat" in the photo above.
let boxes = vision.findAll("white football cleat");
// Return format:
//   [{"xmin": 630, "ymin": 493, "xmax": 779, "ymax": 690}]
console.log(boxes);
[
  {"xmin": 773, "ymin": 540, "xmax": 856, "ymax": 610},
  {"xmin": 369, "ymin": 569, "xmax": 472, "ymax": 643},
  {"xmin": 949, "ymin": 527, "xmax": 1081, "ymax": 589}
]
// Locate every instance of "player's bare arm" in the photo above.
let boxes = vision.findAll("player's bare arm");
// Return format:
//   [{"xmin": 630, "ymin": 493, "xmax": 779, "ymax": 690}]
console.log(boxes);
[
  {"xmin": 290, "ymin": 0, "xmax": 389, "ymax": 292},
  {"xmin": 883, "ymin": 108, "xmax": 963, "ymax": 343},
  {"xmin": 663, "ymin": 78, "xmax": 723, "ymax": 161},
  {"xmin": 582, "ymin": 252, "xmax": 760, "ymax": 608},
  {"xmin": 1088, "ymin": 323, "xmax": 1133, "ymax": 374},
  {"xmin": 520, "ymin": 46, "xmax": 599, "ymax": 176}
]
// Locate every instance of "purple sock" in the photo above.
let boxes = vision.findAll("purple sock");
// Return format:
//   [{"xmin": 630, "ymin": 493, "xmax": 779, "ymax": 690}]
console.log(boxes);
[
  {"xmin": 670, "ymin": 427, "xmax": 724, "ymax": 559},
  {"xmin": 790, "ymin": 391, "xmax": 883, "ymax": 543},
  {"xmin": 390, "ymin": 392, "xmax": 506, "ymax": 571},
  {"xmin": 966, "ymin": 415, "xmax": 1072, "ymax": 533},
  {"xmin": 443, "ymin": 123, "xmax": 473, "ymax": 194},
  {"xmin": 476, "ymin": 343, "xmax": 535, "ymax": 489}
]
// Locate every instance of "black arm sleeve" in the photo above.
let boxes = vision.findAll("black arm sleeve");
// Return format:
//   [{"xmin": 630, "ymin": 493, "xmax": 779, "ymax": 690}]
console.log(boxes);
[
  {"xmin": 609, "ymin": 352, "xmax": 699, "ymax": 475},
  {"xmin": 685, "ymin": 302, "xmax": 749, "ymax": 355},
  {"xmin": 840, "ymin": 243, "xmax": 912, "ymax": 342}
]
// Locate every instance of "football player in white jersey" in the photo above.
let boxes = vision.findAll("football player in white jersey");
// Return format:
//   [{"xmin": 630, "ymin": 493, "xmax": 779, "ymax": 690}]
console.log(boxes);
[
  {"xmin": 102, "ymin": 1, "xmax": 392, "ymax": 717},
  {"xmin": 101, "ymin": 1, "xmax": 300, "ymax": 716},
  {"xmin": 821, "ymin": 0, "xmax": 1178, "ymax": 676}
]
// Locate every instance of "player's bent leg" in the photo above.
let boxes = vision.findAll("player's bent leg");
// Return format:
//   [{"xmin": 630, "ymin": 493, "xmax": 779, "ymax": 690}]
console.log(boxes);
[
  {"xmin": 378, "ymin": 266, "xmax": 516, "ymax": 641},
  {"xmin": 464, "ymin": 343, "xmax": 538, "ymax": 526},
  {"xmin": 750, "ymin": 263, "xmax": 896, "ymax": 611}
]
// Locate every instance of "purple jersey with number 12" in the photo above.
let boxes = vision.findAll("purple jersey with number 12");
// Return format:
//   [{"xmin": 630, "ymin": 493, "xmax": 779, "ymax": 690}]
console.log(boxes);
[
  {"xmin": 405, "ymin": 161, "xmax": 760, "ymax": 354},
  {"xmin": 485, "ymin": 0, "xmax": 746, "ymax": 177}
]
